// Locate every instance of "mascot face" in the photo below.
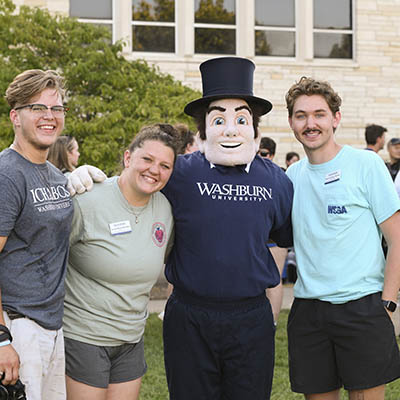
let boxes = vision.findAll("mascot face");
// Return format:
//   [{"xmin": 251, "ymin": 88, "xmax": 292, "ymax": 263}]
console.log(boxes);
[{"xmin": 197, "ymin": 98, "xmax": 260, "ymax": 166}]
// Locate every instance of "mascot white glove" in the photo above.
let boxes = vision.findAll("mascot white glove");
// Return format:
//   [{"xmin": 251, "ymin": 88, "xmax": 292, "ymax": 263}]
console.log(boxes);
[{"xmin": 67, "ymin": 165, "xmax": 107, "ymax": 196}]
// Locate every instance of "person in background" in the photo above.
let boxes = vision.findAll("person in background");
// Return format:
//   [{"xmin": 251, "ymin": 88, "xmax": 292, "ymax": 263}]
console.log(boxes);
[
  {"xmin": 257, "ymin": 136, "xmax": 288, "ymax": 318},
  {"xmin": 63, "ymin": 124, "xmax": 176, "ymax": 400},
  {"xmin": 174, "ymin": 123, "xmax": 199, "ymax": 154},
  {"xmin": 382, "ymin": 137, "xmax": 400, "ymax": 255},
  {"xmin": 48, "ymin": 135, "xmax": 80, "ymax": 175},
  {"xmin": 285, "ymin": 151, "xmax": 300, "ymax": 169},
  {"xmin": 258, "ymin": 136, "xmax": 276, "ymax": 160},
  {"xmin": 66, "ymin": 57, "xmax": 294, "ymax": 400},
  {"xmin": 386, "ymin": 138, "xmax": 400, "ymax": 181},
  {"xmin": 282, "ymin": 152, "xmax": 300, "ymax": 283},
  {"xmin": 286, "ymin": 76, "xmax": 400, "ymax": 400},
  {"xmin": 0, "ymin": 69, "xmax": 73, "ymax": 400},
  {"xmin": 365, "ymin": 124, "xmax": 386, "ymax": 153},
  {"xmin": 159, "ymin": 123, "xmax": 199, "ymax": 321}
]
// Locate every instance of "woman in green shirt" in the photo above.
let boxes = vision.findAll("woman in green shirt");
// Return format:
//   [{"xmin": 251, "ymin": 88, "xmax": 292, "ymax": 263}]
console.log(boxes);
[{"xmin": 64, "ymin": 124, "xmax": 177, "ymax": 400}]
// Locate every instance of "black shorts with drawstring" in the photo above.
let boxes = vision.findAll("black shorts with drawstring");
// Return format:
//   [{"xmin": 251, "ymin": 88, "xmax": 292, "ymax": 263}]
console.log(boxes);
[{"xmin": 163, "ymin": 288, "xmax": 276, "ymax": 400}]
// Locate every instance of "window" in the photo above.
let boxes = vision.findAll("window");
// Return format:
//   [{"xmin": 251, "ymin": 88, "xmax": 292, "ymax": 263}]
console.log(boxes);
[
  {"xmin": 194, "ymin": 0, "xmax": 236, "ymax": 55},
  {"xmin": 313, "ymin": 0, "xmax": 353, "ymax": 59},
  {"xmin": 254, "ymin": 0, "xmax": 295, "ymax": 57},
  {"xmin": 71, "ymin": 0, "xmax": 355, "ymax": 61},
  {"xmin": 69, "ymin": 0, "xmax": 113, "ymax": 40},
  {"xmin": 132, "ymin": 0, "xmax": 175, "ymax": 53}
]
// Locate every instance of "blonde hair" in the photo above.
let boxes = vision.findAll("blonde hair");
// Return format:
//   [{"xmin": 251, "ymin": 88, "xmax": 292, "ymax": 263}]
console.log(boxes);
[
  {"xmin": 5, "ymin": 69, "xmax": 65, "ymax": 109},
  {"xmin": 47, "ymin": 136, "xmax": 77, "ymax": 173}
]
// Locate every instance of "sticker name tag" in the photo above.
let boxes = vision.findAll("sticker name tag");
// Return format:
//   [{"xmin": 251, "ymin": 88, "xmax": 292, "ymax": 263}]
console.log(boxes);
[
  {"xmin": 109, "ymin": 220, "xmax": 132, "ymax": 235},
  {"xmin": 325, "ymin": 170, "xmax": 341, "ymax": 185}
]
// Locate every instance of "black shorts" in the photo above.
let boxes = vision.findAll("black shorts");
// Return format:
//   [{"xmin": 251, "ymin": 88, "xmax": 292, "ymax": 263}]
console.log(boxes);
[
  {"xmin": 287, "ymin": 292, "xmax": 400, "ymax": 394},
  {"xmin": 65, "ymin": 336, "xmax": 147, "ymax": 388}
]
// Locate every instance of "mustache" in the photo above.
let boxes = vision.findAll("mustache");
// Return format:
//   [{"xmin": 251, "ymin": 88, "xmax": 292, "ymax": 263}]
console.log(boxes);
[{"xmin": 303, "ymin": 129, "xmax": 321, "ymax": 134}]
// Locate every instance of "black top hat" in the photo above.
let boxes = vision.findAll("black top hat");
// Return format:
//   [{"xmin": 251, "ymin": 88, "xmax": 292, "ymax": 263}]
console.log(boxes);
[{"xmin": 184, "ymin": 57, "xmax": 272, "ymax": 117}]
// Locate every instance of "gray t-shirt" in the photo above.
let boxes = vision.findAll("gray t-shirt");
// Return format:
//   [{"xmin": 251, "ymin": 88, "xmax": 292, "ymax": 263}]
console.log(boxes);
[
  {"xmin": 64, "ymin": 177, "xmax": 173, "ymax": 345},
  {"xmin": 0, "ymin": 148, "xmax": 73, "ymax": 329}
]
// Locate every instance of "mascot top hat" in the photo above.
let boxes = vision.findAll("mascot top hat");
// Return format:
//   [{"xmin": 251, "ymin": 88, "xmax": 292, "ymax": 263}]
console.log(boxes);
[{"xmin": 184, "ymin": 57, "xmax": 272, "ymax": 117}]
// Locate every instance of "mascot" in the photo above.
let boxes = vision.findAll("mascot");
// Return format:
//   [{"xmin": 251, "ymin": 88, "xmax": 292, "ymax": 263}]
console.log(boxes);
[{"xmin": 69, "ymin": 57, "xmax": 293, "ymax": 400}]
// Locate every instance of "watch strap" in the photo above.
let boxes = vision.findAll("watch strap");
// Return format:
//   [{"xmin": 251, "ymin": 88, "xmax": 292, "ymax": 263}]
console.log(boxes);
[{"xmin": 0, "ymin": 324, "xmax": 12, "ymax": 342}]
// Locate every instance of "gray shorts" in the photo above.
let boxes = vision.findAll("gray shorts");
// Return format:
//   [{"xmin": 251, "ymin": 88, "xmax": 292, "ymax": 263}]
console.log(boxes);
[{"xmin": 65, "ymin": 336, "xmax": 147, "ymax": 388}]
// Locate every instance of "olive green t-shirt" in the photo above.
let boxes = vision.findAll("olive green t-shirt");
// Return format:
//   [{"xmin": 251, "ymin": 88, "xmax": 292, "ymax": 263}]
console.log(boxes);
[{"xmin": 63, "ymin": 176, "xmax": 173, "ymax": 345}]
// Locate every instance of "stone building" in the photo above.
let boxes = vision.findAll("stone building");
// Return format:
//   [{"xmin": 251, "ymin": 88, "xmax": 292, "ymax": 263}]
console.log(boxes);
[{"xmin": 11, "ymin": 0, "xmax": 400, "ymax": 166}]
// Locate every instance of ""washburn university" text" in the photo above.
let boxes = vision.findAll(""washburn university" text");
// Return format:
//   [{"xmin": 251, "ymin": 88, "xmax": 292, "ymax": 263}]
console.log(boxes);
[{"xmin": 196, "ymin": 182, "xmax": 272, "ymax": 202}]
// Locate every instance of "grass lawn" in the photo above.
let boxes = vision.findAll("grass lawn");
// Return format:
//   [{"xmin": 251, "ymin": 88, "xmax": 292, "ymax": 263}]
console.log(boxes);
[{"xmin": 141, "ymin": 310, "xmax": 400, "ymax": 400}]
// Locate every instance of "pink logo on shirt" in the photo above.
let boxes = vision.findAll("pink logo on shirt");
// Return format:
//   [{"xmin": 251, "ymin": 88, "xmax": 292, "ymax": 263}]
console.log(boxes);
[{"xmin": 152, "ymin": 222, "xmax": 166, "ymax": 247}]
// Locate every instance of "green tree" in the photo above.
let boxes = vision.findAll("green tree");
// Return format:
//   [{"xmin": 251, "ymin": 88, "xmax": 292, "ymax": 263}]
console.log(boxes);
[
  {"xmin": 0, "ymin": 0, "xmax": 198, "ymax": 174},
  {"xmin": 195, "ymin": 0, "xmax": 236, "ymax": 54},
  {"xmin": 195, "ymin": 0, "xmax": 234, "ymax": 24},
  {"xmin": 329, "ymin": 34, "xmax": 352, "ymax": 59},
  {"xmin": 255, "ymin": 31, "xmax": 271, "ymax": 56},
  {"xmin": 132, "ymin": 0, "xmax": 175, "ymax": 52},
  {"xmin": 132, "ymin": 0, "xmax": 174, "ymax": 22}
]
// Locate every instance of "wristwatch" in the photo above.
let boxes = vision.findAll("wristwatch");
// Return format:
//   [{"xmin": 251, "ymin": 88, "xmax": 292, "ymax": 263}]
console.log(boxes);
[{"xmin": 382, "ymin": 300, "xmax": 397, "ymax": 313}]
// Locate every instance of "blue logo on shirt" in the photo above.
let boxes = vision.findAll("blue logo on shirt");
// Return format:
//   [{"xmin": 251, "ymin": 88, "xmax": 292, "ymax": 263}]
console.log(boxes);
[{"xmin": 328, "ymin": 205, "xmax": 347, "ymax": 214}]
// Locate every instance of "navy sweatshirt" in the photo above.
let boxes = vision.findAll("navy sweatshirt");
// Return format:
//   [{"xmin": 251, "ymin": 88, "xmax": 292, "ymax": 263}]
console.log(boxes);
[{"xmin": 162, "ymin": 151, "xmax": 293, "ymax": 299}]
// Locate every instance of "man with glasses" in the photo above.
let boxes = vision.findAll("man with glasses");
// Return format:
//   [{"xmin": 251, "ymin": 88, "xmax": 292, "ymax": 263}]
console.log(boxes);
[{"xmin": 0, "ymin": 69, "xmax": 73, "ymax": 400}]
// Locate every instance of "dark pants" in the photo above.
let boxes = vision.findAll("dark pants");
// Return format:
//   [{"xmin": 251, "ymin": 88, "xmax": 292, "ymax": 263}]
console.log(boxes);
[{"xmin": 163, "ymin": 289, "xmax": 275, "ymax": 400}]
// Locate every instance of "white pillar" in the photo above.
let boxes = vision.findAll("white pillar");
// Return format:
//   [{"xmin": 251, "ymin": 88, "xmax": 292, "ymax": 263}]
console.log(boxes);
[
  {"xmin": 236, "ymin": 0, "xmax": 255, "ymax": 58},
  {"xmin": 176, "ymin": 0, "xmax": 194, "ymax": 57},
  {"xmin": 114, "ymin": 0, "xmax": 132, "ymax": 53}
]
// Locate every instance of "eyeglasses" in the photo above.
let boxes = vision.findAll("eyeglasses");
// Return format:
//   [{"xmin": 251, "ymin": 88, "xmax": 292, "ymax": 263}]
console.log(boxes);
[
  {"xmin": 14, "ymin": 104, "xmax": 69, "ymax": 117},
  {"xmin": 258, "ymin": 150, "xmax": 271, "ymax": 158}
]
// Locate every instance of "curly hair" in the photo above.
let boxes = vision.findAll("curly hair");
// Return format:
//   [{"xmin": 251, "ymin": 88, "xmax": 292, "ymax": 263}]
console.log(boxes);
[{"xmin": 285, "ymin": 77, "xmax": 341, "ymax": 117}]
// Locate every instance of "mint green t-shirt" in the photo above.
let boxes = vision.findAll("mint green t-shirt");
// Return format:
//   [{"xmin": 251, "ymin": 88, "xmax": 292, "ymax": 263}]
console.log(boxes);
[
  {"xmin": 286, "ymin": 145, "xmax": 400, "ymax": 303},
  {"xmin": 63, "ymin": 177, "xmax": 173, "ymax": 345}
]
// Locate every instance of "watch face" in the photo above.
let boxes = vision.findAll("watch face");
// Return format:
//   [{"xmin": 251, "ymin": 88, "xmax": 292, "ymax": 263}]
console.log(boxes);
[
  {"xmin": 388, "ymin": 301, "xmax": 397, "ymax": 312},
  {"xmin": 383, "ymin": 300, "xmax": 397, "ymax": 312}
]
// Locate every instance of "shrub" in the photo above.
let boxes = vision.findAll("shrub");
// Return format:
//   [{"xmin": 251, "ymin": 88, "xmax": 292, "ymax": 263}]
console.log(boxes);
[{"xmin": 0, "ymin": 0, "xmax": 199, "ymax": 174}]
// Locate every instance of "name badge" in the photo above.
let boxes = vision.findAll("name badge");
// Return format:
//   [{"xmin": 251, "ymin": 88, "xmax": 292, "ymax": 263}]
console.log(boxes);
[
  {"xmin": 325, "ymin": 170, "xmax": 341, "ymax": 185},
  {"xmin": 109, "ymin": 220, "xmax": 132, "ymax": 235}
]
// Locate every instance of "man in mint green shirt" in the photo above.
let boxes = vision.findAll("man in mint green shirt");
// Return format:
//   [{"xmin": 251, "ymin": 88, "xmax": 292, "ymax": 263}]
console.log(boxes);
[{"xmin": 285, "ymin": 77, "xmax": 400, "ymax": 400}]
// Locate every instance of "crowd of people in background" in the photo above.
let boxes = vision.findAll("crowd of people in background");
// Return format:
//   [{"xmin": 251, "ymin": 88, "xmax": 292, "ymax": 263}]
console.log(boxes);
[{"xmin": 1, "ymin": 59, "xmax": 400, "ymax": 400}]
